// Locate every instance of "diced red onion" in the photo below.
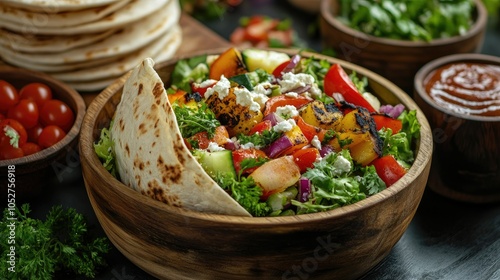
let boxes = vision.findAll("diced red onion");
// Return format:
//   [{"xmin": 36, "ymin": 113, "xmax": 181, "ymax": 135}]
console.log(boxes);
[
  {"xmin": 263, "ymin": 112, "xmax": 284, "ymax": 126},
  {"xmin": 263, "ymin": 135, "xmax": 293, "ymax": 158},
  {"xmin": 284, "ymin": 84, "xmax": 311, "ymax": 94},
  {"xmin": 332, "ymin": 93, "xmax": 345, "ymax": 103},
  {"xmin": 379, "ymin": 104, "xmax": 405, "ymax": 118},
  {"xmin": 224, "ymin": 140, "xmax": 238, "ymax": 151},
  {"xmin": 298, "ymin": 177, "xmax": 312, "ymax": 202},
  {"xmin": 319, "ymin": 145, "xmax": 334, "ymax": 157},
  {"xmin": 282, "ymin": 54, "xmax": 301, "ymax": 74}
]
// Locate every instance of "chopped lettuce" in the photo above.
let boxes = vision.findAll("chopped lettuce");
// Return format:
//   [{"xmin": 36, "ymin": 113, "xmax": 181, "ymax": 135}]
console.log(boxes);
[
  {"xmin": 171, "ymin": 55, "xmax": 209, "ymax": 92},
  {"xmin": 293, "ymin": 149, "xmax": 385, "ymax": 214},
  {"xmin": 94, "ymin": 122, "xmax": 117, "ymax": 178}
]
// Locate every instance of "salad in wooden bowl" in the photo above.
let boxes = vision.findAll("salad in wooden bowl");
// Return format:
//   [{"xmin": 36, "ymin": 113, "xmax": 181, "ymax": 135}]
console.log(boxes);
[{"xmin": 80, "ymin": 47, "xmax": 432, "ymax": 279}]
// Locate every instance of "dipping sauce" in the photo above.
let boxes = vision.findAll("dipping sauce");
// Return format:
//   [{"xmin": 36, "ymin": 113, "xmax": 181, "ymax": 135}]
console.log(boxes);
[{"xmin": 424, "ymin": 63, "xmax": 500, "ymax": 117}]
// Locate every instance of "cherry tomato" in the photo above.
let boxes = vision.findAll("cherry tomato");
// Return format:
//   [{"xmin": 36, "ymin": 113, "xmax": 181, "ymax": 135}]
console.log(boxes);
[
  {"xmin": 19, "ymin": 82, "xmax": 52, "ymax": 108},
  {"xmin": 248, "ymin": 120, "xmax": 272, "ymax": 135},
  {"xmin": 0, "ymin": 119, "xmax": 28, "ymax": 148},
  {"xmin": 372, "ymin": 155, "xmax": 407, "ymax": 187},
  {"xmin": 21, "ymin": 142, "xmax": 42, "ymax": 156},
  {"xmin": 7, "ymin": 99, "xmax": 39, "ymax": 129},
  {"xmin": 292, "ymin": 147, "xmax": 320, "ymax": 173},
  {"xmin": 232, "ymin": 148, "xmax": 268, "ymax": 175},
  {"xmin": 40, "ymin": 99, "xmax": 74, "ymax": 132},
  {"xmin": 0, "ymin": 142, "xmax": 24, "ymax": 160},
  {"xmin": 323, "ymin": 64, "xmax": 376, "ymax": 113},
  {"xmin": 38, "ymin": 125, "xmax": 66, "ymax": 148},
  {"xmin": 0, "ymin": 80, "xmax": 19, "ymax": 113},
  {"xmin": 0, "ymin": 113, "xmax": 5, "ymax": 121},
  {"xmin": 27, "ymin": 122, "xmax": 44, "ymax": 143}
]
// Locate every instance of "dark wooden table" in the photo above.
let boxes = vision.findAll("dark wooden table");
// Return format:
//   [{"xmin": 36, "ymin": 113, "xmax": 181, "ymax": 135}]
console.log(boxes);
[{"xmin": 30, "ymin": 1, "xmax": 500, "ymax": 279}]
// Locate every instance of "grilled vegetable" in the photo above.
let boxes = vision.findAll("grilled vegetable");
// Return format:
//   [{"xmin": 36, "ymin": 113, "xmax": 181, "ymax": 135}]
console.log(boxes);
[
  {"xmin": 209, "ymin": 47, "xmax": 247, "ymax": 80},
  {"xmin": 298, "ymin": 100, "xmax": 343, "ymax": 130}
]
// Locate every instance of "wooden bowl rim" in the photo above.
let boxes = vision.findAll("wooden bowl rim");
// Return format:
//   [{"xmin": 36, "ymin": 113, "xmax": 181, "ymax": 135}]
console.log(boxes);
[
  {"xmin": 80, "ymin": 48, "xmax": 432, "ymax": 225},
  {"xmin": 320, "ymin": 0, "xmax": 487, "ymax": 48},
  {"xmin": 0, "ymin": 65, "xmax": 86, "ymax": 167},
  {"xmin": 414, "ymin": 53, "xmax": 500, "ymax": 122}
]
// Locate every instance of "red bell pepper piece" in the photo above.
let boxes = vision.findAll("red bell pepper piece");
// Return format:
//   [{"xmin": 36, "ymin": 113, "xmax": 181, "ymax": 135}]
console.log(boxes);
[
  {"xmin": 263, "ymin": 95, "xmax": 311, "ymax": 116},
  {"xmin": 292, "ymin": 147, "xmax": 320, "ymax": 173},
  {"xmin": 372, "ymin": 155, "xmax": 407, "ymax": 187},
  {"xmin": 372, "ymin": 114, "xmax": 403, "ymax": 134},
  {"xmin": 324, "ymin": 64, "xmax": 376, "ymax": 113}
]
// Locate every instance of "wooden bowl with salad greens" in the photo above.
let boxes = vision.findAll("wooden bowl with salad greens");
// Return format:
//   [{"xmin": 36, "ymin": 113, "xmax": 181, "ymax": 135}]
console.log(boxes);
[
  {"xmin": 79, "ymin": 47, "xmax": 432, "ymax": 280},
  {"xmin": 319, "ymin": 0, "xmax": 487, "ymax": 93}
]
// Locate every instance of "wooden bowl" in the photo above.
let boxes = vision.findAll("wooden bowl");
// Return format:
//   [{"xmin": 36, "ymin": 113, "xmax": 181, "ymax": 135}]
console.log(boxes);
[
  {"xmin": 319, "ymin": 0, "xmax": 488, "ymax": 94},
  {"xmin": 0, "ymin": 65, "xmax": 86, "ymax": 203},
  {"xmin": 79, "ymin": 48, "xmax": 433, "ymax": 280},
  {"xmin": 414, "ymin": 53, "xmax": 500, "ymax": 203}
]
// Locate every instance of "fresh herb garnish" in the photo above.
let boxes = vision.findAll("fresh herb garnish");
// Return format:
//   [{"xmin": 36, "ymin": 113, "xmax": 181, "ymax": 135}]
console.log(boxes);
[
  {"xmin": 0, "ymin": 204, "xmax": 110, "ymax": 280},
  {"xmin": 237, "ymin": 129, "xmax": 281, "ymax": 148},
  {"xmin": 174, "ymin": 102, "xmax": 220, "ymax": 138}
]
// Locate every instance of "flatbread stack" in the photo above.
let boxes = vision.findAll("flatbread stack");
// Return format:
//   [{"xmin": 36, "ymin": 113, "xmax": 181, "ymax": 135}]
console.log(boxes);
[{"xmin": 0, "ymin": 0, "xmax": 182, "ymax": 91}]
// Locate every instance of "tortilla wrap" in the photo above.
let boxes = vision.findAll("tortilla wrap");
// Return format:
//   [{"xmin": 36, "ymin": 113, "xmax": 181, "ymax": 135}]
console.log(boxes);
[
  {"xmin": 0, "ymin": 0, "xmax": 121, "ymax": 12},
  {"xmin": 111, "ymin": 58, "xmax": 251, "ymax": 216}
]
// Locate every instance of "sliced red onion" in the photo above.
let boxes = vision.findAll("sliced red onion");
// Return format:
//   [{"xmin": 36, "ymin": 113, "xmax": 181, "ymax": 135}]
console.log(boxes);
[
  {"xmin": 283, "ymin": 84, "xmax": 311, "ymax": 94},
  {"xmin": 332, "ymin": 92, "xmax": 345, "ymax": 103},
  {"xmin": 223, "ymin": 140, "xmax": 238, "ymax": 151},
  {"xmin": 298, "ymin": 177, "xmax": 312, "ymax": 202},
  {"xmin": 263, "ymin": 112, "xmax": 284, "ymax": 126},
  {"xmin": 282, "ymin": 54, "xmax": 301, "ymax": 74},
  {"xmin": 379, "ymin": 104, "xmax": 405, "ymax": 118},
  {"xmin": 319, "ymin": 145, "xmax": 334, "ymax": 157},
  {"xmin": 263, "ymin": 135, "xmax": 293, "ymax": 158}
]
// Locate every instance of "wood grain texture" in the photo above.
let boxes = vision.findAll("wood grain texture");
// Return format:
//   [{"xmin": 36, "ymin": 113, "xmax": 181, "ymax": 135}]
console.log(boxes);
[
  {"xmin": 79, "ymin": 49, "xmax": 433, "ymax": 279},
  {"xmin": 0, "ymin": 65, "xmax": 86, "ymax": 202},
  {"xmin": 319, "ymin": 0, "xmax": 488, "ymax": 94},
  {"xmin": 414, "ymin": 53, "xmax": 500, "ymax": 203}
]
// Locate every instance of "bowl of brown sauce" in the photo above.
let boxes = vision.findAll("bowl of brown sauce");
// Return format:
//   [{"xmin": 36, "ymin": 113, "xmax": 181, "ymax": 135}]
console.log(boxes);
[{"xmin": 414, "ymin": 53, "xmax": 500, "ymax": 203}]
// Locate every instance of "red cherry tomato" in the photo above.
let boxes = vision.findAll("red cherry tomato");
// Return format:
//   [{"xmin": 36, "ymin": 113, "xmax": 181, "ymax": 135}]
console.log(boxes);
[
  {"xmin": 38, "ymin": 125, "xmax": 66, "ymax": 148},
  {"xmin": 27, "ymin": 122, "xmax": 44, "ymax": 143},
  {"xmin": 19, "ymin": 82, "xmax": 53, "ymax": 108},
  {"xmin": 292, "ymin": 147, "xmax": 320, "ymax": 173},
  {"xmin": 40, "ymin": 99, "xmax": 74, "ymax": 132},
  {"xmin": 0, "ymin": 80, "xmax": 19, "ymax": 113},
  {"xmin": 7, "ymin": 99, "xmax": 39, "ymax": 129},
  {"xmin": 372, "ymin": 155, "xmax": 407, "ymax": 187},
  {"xmin": 0, "ymin": 113, "xmax": 5, "ymax": 121},
  {"xmin": 232, "ymin": 148, "xmax": 268, "ymax": 175},
  {"xmin": 0, "ymin": 142, "xmax": 24, "ymax": 160},
  {"xmin": 0, "ymin": 119, "xmax": 28, "ymax": 148},
  {"xmin": 248, "ymin": 120, "xmax": 272, "ymax": 135},
  {"xmin": 21, "ymin": 142, "xmax": 42, "ymax": 156}
]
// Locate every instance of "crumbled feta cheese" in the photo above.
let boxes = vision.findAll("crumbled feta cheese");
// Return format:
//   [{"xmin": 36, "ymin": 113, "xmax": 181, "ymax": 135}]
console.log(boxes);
[
  {"xmin": 234, "ymin": 87, "xmax": 262, "ymax": 112},
  {"xmin": 308, "ymin": 84, "xmax": 323, "ymax": 99},
  {"xmin": 207, "ymin": 142, "xmax": 225, "ymax": 152},
  {"xmin": 279, "ymin": 72, "xmax": 316, "ymax": 93},
  {"xmin": 204, "ymin": 75, "xmax": 230, "ymax": 99},
  {"xmin": 253, "ymin": 83, "xmax": 273, "ymax": 96},
  {"xmin": 199, "ymin": 79, "xmax": 217, "ymax": 88},
  {"xmin": 275, "ymin": 105, "xmax": 299, "ymax": 119},
  {"xmin": 240, "ymin": 142, "xmax": 256, "ymax": 150},
  {"xmin": 333, "ymin": 155, "xmax": 352, "ymax": 175},
  {"xmin": 285, "ymin": 92, "xmax": 298, "ymax": 98},
  {"xmin": 311, "ymin": 135, "xmax": 322, "ymax": 150},
  {"xmin": 273, "ymin": 119, "xmax": 296, "ymax": 133}
]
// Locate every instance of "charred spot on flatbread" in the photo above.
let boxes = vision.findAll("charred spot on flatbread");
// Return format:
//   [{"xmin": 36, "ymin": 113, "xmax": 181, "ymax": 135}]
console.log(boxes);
[
  {"xmin": 157, "ymin": 155, "xmax": 182, "ymax": 184},
  {"xmin": 153, "ymin": 82, "xmax": 163, "ymax": 105}
]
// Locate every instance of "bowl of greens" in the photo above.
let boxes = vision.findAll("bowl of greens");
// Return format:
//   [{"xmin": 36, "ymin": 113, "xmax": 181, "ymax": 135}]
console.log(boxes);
[
  {"xmin": 319, "ymin": 0, "xmax": 487, "ymax": 93},
  {"xmin": 79, "ymin": 47, "xmax": 432, "ymax": 279}
]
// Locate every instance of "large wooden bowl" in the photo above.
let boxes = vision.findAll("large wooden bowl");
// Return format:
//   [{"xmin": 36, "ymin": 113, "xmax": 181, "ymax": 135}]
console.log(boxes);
[
  {"xmin": 0, "ymin": 65, "xmax": 86, "ymax": 202},
  {"xmin": 79, "ymin": 48, "xmax": 433, "ymax": 280},
  {"xmin": 414, "ymin": 53, "xmax": 500, "ymax": 203},
  {"xmin": 319, "ymin": 0, "xmax": 487, "ymax": 94}
]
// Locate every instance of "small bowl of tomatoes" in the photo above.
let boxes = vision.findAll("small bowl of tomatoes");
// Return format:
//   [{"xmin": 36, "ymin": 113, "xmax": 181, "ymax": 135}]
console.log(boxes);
[{"xmin": 0, "ymin": 65, "xmax": 85, "ymax": 202}]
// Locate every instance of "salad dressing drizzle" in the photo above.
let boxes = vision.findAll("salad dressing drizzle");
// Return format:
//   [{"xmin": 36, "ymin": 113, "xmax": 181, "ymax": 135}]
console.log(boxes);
[{"xmin": 424, "ymin": 63, "xmax": 500, "ymax": 117}]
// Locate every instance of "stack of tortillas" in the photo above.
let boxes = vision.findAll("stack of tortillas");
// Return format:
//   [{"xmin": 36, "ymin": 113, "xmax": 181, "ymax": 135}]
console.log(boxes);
[{"xmin": 0, "ymin": 0, "xmax": 182, "ymax": 91}]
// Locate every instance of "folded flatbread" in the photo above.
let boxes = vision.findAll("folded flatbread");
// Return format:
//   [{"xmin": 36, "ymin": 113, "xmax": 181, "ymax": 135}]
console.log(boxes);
[{"xmin": 111, "ymin": 58, "xmax": 251, "ymax": 216}]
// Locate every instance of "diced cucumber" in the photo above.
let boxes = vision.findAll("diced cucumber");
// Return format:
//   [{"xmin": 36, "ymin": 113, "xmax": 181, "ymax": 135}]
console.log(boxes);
[
  {"xmin": 241, "ymin": 49, "xmax": 290, "ymax": 74},
  {"xmin": 196, "ymin": 150, "xmax": 236, "ymax": 178}
]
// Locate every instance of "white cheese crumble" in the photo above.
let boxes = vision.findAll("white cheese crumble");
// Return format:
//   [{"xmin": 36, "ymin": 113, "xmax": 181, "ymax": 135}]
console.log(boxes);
[
  {"xmin": 333, "ymin": 155, "xmax": 352, "ymax": 175},
  {"xmin": 207, "ymin": 142, "xmax": 225, "ymax": 152},
  {"xmin": 285, "ymin": 92, "xmax": 298, "ymax": 98},
  {"xmin": 199, "ymin": 79, "xmax": 217, "ymax": 88},
  {"xmin": 254, "ymin": 82, "xmax": 273, "ymax": 96},
  {"xmin": 204, "ymin": 75, "xmax": 230, "ymax": 99},
  {"xmin": 311, "ymin": 135, "xmax": 322, "ymax": 150},
  {"xmin": 273, "ymin": 119, "xmax": 296, "ymax": 133},
  {"xmin": 233, "ymin": 87, "xmax": 268, "ymax": 112},
  {"xmin": 279, "ymin": 72, "xmax": 315, "ymax": 93},
  {"xmin": 275, "ymin": 105, "xmax": 299, "ymax": 119}
]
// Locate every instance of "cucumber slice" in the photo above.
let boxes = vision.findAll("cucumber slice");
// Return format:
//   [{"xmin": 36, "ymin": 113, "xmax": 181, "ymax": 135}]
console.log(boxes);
[
  {"xmin": 241, "ymin": 49, "xmax": 290, "ymax": 74},
  {"xmin": 196, "ymin": 150, "xmax": 236, "ymax": 178}
]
